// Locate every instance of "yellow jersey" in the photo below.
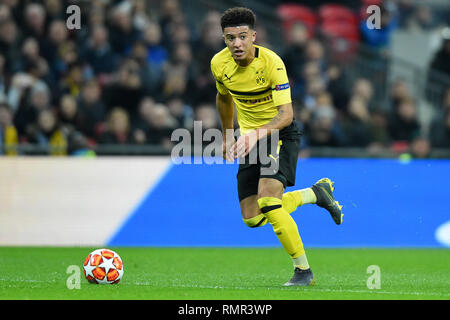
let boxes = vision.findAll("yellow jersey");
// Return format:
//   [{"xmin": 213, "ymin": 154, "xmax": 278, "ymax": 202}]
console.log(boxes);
[{"xmin": 210, "ymin": 45, "xmax": 292, "ymax": 134}]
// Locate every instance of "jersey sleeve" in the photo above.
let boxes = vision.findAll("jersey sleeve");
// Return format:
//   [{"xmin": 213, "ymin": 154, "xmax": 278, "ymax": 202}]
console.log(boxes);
[
  {"xmin": 270, "ymin": 56, "xmax": 292, "ymax": 107},
  {"xmin": 210, "ymin": 57, "xmax": 229, "ymax": 95}
]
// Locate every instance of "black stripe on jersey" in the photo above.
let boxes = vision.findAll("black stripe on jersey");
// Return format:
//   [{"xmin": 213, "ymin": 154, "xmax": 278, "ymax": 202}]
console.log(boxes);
[
  {"xmin": 216, "ymin": 79, "xmax": 223, "ymax": 85},
  {"xmin": 255, "ymin": 47, "xmax": 259, "ymax": 57},
  {"xmin": 228, "ymin": 87, "xmax": 271, "ymax": 96}
]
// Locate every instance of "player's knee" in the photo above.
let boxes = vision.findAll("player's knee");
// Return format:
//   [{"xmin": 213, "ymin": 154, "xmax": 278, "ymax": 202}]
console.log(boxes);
[
  {"xmin": 243, "ymin": 214, "xmax": 268, "ymax": 228},
  {"xmin": 257, "ymin": 180, "xmax": 284, "ymax": 200},
  {"xmin": 257, "ymin": 196, "xmax": 282, "ymax": 216}
]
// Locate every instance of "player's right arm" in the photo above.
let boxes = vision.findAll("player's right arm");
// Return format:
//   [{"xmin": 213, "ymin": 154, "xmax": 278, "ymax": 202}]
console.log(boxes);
[
  {"xmin": 216, "ymin": 91, "xmax": 235, "ymax": 162},
  {"xmin": 211, "ymin": 54, "xmax": 236, "ymax": 161}
]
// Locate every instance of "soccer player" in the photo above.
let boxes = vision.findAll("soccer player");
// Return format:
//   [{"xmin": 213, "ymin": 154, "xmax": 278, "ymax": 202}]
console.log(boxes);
[{"xmin": 211, "ymin": 7, "xmax": 343, "ymax": 286}]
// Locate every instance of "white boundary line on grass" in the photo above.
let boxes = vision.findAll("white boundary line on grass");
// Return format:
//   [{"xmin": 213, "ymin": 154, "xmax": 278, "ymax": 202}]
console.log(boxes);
[
  {"xmin": 1, "ymin": 278, "xmax": 448, "ymax": 298},
  {"xmin": 133, "ymin": 281, "xmax": 449, "ymax": 297}
]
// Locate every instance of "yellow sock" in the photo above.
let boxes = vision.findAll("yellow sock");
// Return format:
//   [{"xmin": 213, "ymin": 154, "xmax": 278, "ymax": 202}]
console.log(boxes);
[
  {"xmin": 299, "ymin": 188, "xmax": 317, "ymax": 205},
  {"xmin": 292, "ymin": 253, "xmax": 310, "ymax": 270},
  {"xmin": 257, "ymin": 197, "xmax": 305, "ymax": 258},
  {"xmin": 282, "ymin": 188, "xmax": 317, "ymax": 214},
  {"xmin": 243, "ymin": 214, "xmax": 268, "ymax": 228},
  {"xmin": 282, "ymin": 191, "xmax": 302, "ymax": 214},
  {"xmin": 244, "ymin": 188, "xmax": 318, "ymax": 228}
]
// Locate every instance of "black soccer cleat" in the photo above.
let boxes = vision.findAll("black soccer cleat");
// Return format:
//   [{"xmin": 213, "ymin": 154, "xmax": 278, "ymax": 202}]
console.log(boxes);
[
  {"xmin": 311, "ymin": 178, "xmax": 344, "ymax": 225},
  {"xmin": 284, "ymin": 268, "xmax": 316, "ymax": 286}
]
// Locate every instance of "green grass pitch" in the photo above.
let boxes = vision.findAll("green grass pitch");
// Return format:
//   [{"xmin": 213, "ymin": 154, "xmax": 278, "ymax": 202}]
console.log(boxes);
[{"xmin": 0, "ymin": 247, "xmax": 448, "ymax": 300}]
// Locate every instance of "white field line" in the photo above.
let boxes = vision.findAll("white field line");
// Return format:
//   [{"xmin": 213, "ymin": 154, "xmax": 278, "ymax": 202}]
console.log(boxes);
[
  {"xmin": 1, "ymin": 278, "xmax": 447, "ymax": 297},
  {"xmin": 133, "ymin": 282, "xmax": 450, "ymax": 297}
]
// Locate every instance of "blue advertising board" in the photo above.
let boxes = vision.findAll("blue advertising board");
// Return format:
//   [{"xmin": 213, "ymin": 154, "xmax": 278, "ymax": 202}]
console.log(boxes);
[{"xmin": 109, "ymin": 158, "xmax": 450, "ymax": 248}]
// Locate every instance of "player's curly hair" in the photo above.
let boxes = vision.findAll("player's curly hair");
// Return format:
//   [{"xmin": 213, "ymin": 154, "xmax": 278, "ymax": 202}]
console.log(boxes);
[{"xmin": 220, "ymin": 7, "xmax": 256, "ymax": 31}]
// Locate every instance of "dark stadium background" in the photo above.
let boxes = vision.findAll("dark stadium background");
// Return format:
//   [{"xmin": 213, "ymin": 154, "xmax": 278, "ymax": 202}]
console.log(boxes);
[{"xmin": 0, "ymin": 0, "xmax": 449, "ymax": 157}]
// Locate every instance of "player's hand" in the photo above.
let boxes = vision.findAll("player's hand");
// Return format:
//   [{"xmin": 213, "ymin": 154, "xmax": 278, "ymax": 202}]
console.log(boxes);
[
  {"xmin": 223, "ymin": 137, "xmax": 236, "ymax": 162},
  {"xmin": 232, "ymin": 130, "xmax": 259, "ymax": 159}
]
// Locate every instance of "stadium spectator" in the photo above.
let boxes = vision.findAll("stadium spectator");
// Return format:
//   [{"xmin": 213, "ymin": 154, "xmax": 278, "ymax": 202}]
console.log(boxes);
[
  {"xmin": 389, "ymin": 79, "xmax": 411, "ymax": 110},
  {"xmin": 430, "ymin": 110, "xmax": 450, "ymax": 149},
  {"xmin": 161, "ymin": 41, "xmax": 195, "ymax": 103},
  {"xmin": 41, "ymin": 19, "xmax": 68, "ymax": 69},
  {"xmin": 23, "ymin": 3, "xmax": 47, "ymax": 42},
  {"xmin": 388, "ymin": 97, "xmax": 421, "ymax": 142},
  {"xmin": 351, "ymin": 78, "xmax": 374, "ymax": 109},
  {"xmin": 134, "ymin": 102, "xmax": 176, "ymax": 149},
  {"xmin": 103, "ymin": 58, "xmax": 145, "ymax": 122},
  {"xmin": 59, "ymin": 94, "xmax": 80, "ymax": 130},
  {"xmin": 326, "ymin": 64, "xmax": 351, "ymax": 112},
  {"xmin": 283, "ymin": 22, "xmax": 308, "ymax": 84},
  {"xmin": 26, "ymin": 108, "xmax": 67, "ymax": 155},
  {"xmin": 0, "ymin": 17, "xmax": 21, "ymax": 72},
  {"xmin": 191, "ymin": 10, "xmax": 223, "ymax": 106},
  {"xmin": 19, "ymin": 37, "xmax": 41, "ymax": 71},
  {"xmin": 195, "ymin": 103, "xmax": 219, "ymax": 131},
  {"xmin": 0, "ymin": 4, "xmax": 12, "ymax": 22},
  {"xmin": 429, "ymin": 28, "xmax": 450, "ymax": 79},
  {"xmin": 0, "ymin": 54, "xmax": 5, "ymax": 99},
  {"xmin": 306, "ymin": 105, "xmax": 345, "ymax": 147},
  {"xmin": 142, "ymin": 21, "xmax": 168, "ymax": 71},
  {"xmin": 108, "ymin": 4, "xmax": 141, "ymax": 56},
  {"xmin": 167, "ymin": 95, "xmax": 193, "ymax": 130},
  {"xmin": 132, "ymin": 0, "xmax": 151, "ymax": 31},
  {"xmin": 81, "ymin": 25, "xmax": 119, "ymax": 76},
  {"xmin": 0, "ymin": 103, "xmax": 18, "ymax": 155},
  {"xmin": 99, "ymin": 107, "xmax": 140, "ymax": 145},
  {"xmin": 368, "ymin": 109, "xmax": 390, "ymax": 148},
  {"xmin": 410, "ymin": 136, "xmax": 431, "ymax": 159},
  {"xmin": 13, "ymin": 80, "xmax": 51, "ymax": 136},
  {"xmin": 43, "ymin": 0, "xmax": 64, "ymax": 22},
  {"xmin": 77, "ymin": 79, "xmax": 106, "ymax": 140},
  {"xmin": 255, "ymin": 24, "xmax": 271, "ymax": 49},
  {"xmin": 129, "ymin": 40, "xmax": 162, "ymax": 97},
  {"xmin": 158, "ymin": 0, "xmax": 185, "ymax": 50},
  {"xmin": 60, "ymin": 62, "xmax": 84, "ymax": 97},
  {"xmin": 342, "ymin": 96, "xmax": 372, "ymax": 147}
]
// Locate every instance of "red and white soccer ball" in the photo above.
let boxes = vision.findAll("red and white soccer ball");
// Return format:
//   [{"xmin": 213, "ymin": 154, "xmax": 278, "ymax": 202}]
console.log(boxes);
[{"xmin": 83, "ymin": 248, "xmax": 124, "ymax": 284}]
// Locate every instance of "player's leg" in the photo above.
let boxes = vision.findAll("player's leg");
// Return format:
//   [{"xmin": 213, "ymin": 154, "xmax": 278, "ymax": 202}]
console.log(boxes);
[
  {"xmin": 241, "ymin": 190, "xmax": 312, "ymax": 224},
  {"xmin": 257, "ymin": 177, "xmax": 314, "ymax": 286},
  {"xmin": 274, "ymin": 123, "xmax": 343, "ymax": 223},
  {"xmin": 257, "ymin": 124, "xmax": 314, "ymax": 285},
  {"xmin": 240, "ymin": 191, "xmax": 304, "ymax": 227},
  {"xmin": 240, "ymin": 194, "xmax": 268, "ymax": 228},
  {"xmin": 284, "ymin": 178, "xmax": 344, "ymax": 224},
  {"xmin": 281, "ymin": 188, "xmax": 317, "ymax": 213},
  {"xmin": 311, "ymin": 178, "xmax": 344, "ymax": 225},
  {"xmin": 237, "ymin": 162, "xmax": 270, "ymax": 228}
]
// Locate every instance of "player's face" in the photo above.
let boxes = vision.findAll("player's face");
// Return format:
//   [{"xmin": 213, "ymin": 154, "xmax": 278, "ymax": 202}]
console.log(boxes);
[{"xmin": 223, "ymin": 26, "xmax": 256, "ymax": 62}]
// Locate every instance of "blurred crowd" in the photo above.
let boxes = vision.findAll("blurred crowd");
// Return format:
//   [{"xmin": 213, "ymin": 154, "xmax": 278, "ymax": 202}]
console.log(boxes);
[{"xmin": 0, "ymin": 0, "xmax": 449, "ymax": 157}]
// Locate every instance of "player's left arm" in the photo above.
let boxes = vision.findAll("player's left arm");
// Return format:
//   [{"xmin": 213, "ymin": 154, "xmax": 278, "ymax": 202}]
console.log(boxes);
[
  {"xmin": 256, "ymin": 102, "xmax": 293, "ymax": 136},
  {"xmin": 234, "ymin": 103, "xmax": 293, "ymax": 158},
  {"xmin": 234, "ymin": 55, "xmax": 293, "ymax": 158}
]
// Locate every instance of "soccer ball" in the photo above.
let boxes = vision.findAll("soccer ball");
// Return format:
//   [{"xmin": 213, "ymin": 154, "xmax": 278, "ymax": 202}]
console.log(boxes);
[{"xmin": 83, "ymin": 248, "xmax": 124, "ymax": 284}]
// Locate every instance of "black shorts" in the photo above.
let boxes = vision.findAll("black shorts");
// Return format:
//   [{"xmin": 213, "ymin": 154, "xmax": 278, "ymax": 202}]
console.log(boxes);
[{"xmin": 237, "ymin": 121, "xmax": 301, "ymax": 202}]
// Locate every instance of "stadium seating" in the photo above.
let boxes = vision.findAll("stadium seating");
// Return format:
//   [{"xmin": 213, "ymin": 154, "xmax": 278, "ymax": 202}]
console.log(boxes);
[
  {"xmin": 317, "ymin": 4, "xmax": 360, "ymax": 60},
  {"xmin": 318, "ymin": 4, "xmax": 359, "ymax": 26},
  {"xmin": 277, "ymin": 4, "xmax": 318, "ymax": 38}
]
